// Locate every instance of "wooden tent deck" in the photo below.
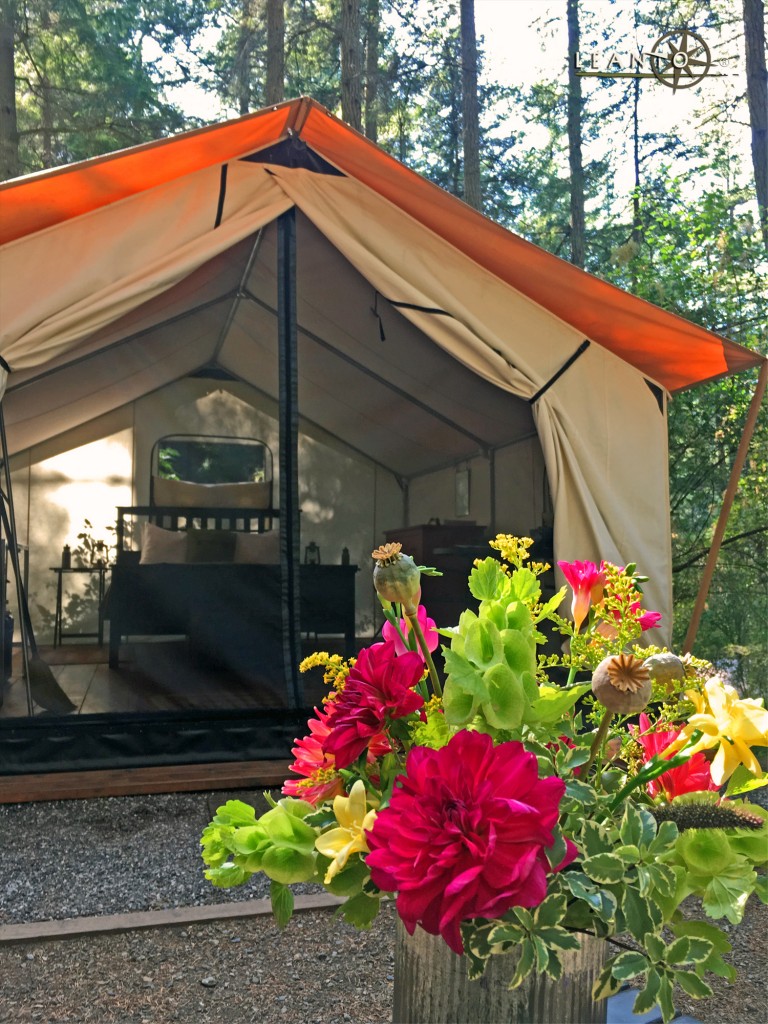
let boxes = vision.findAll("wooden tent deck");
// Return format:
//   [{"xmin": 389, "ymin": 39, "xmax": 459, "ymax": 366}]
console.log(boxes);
[
  {"xmin": 0, "ymin": 640, "xmax": 344, "ymax": 803},
  {"xmin": 1, "ymin": 640, "xmax": 334, "ymax": 718}
]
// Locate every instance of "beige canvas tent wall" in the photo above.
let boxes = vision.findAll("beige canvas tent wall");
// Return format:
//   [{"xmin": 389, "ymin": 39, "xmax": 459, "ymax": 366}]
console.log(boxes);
[{"xmin": 0, "ymin": 97, "xmax": 763, "ymax": 643}]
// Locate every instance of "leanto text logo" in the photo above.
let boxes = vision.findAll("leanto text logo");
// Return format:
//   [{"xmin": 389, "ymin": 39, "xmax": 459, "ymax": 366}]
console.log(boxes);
[{"xmin": 571, "ymin": 28, "xmax": 730, "ymax": 92}]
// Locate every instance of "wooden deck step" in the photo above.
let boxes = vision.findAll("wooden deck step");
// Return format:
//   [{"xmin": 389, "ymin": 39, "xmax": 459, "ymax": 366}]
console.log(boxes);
[{"xmin": 0, "ymin": 758, "xmax": 292, "ymax": 804}]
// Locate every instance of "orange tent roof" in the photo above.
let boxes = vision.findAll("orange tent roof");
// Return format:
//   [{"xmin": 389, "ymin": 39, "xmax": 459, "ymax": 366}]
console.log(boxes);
[{"xmin": 0, "ymin": 97, "xmax": 761, "ymax": 392}]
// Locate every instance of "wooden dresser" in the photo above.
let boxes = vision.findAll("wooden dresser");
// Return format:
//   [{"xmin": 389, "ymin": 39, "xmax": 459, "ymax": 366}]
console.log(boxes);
[{"xmin": 384, "ymin": 522, "xmax": 489, "ymax": 628}]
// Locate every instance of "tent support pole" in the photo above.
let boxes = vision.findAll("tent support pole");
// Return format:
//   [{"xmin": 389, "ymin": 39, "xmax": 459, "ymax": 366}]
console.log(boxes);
[
  {"xmin": 277, "ymin": 209, "xmax": 303, "ymax": 707},
  {"xmin": 489, "ymin": 448, "xmax": 497, "ymax": 537},
  {"xmin": 683, "ymin": 358, "xmax": 768, "ymax": 654}
]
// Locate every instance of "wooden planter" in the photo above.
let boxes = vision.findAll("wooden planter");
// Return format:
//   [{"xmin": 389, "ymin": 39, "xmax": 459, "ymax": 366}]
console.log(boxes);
[{"xmin": 393, "ymin": 918, "xmax": 607, "ymax": 1024}]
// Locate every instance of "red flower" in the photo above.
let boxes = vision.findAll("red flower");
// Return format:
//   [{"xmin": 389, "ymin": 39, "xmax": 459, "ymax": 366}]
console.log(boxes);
[
  {"xmin": 557, "ymin": 559, "xmax": 606, "ymax": 632},
  {"xmin": 366, "ymin": 731, "xmax": 576, "ymax": 954},
  {"xmin": 631, "ymin": 713, "xmax": 716, "ymax": 801},
  {"xmin": 323, "ymin": 642, "xmax": 425, "ymax": 769}
]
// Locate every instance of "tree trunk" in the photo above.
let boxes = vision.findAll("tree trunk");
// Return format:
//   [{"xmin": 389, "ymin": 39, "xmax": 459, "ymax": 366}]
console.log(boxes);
[
  {"xmin": 743, "ymin": 0, "xmax": 768, "ymax": 250},
  {"xmin": 0, "ymin": 0, "xmax": 18, "ymax": 181},
  {"xmin": 235, "ymin": 0, "xmax": 256, "ymax": 115},
  {"xmin": 364, "ymin": 0, "xmax": 379, "ymax": 142},
  {"xmin": 340, "ymin": 0, "xmax": 362, "ymax": 131},
  {"xmin": 265, "ymin": 0, "xmax": 284, "ymax": 105},
  {"xmin": 460, "ymin": 0, "xmax": 482, "ymax": 210},
  {"xmin": 566, "ymin": 0, "xmax": 585, "ymax": 267}
]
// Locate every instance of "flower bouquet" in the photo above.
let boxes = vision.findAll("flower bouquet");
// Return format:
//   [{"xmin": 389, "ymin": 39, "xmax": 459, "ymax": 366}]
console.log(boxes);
[{"xmin": 201, "ymin": 537, "xmax": 768, "ymax": 1023}]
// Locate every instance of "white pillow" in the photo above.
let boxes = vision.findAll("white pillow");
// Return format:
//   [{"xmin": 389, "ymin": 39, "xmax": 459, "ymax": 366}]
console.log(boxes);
[
  {"xmin": 139, "ymin": 522, "xmax": 188, "ymax": 564},
  {"xmin": 234, "ymin": 530, "xmax": 280, "ymax": 564},
  {"xmin": 152, "ymin": 476, "xmax": 272, "ymax": 509}
]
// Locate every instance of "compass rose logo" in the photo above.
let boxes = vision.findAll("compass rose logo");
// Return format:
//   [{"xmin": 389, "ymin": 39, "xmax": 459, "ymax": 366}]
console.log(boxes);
[{"xmin": 647, "ymin": 29, "xmax": 712, "ymax": 90}]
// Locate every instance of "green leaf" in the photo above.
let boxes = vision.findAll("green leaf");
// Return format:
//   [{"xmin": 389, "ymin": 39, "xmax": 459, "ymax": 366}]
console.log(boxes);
[
  {"xmin": 582, "ymin": 853, "xmax": 626, "ymax": 884},
  {"xmin": 324, "ymin": 856, "xmax": 369, "ymax": 897},
  {"xmin": 702, "ymin": 868, "xmax": 755, "ymax": 924},
  {"xmin": 544, "ymin": 827, "xmax": 568, "ymax": 871},
  {"xmin": 622, "ymin": 886, "xmax": 662, "ymax": 942},
  {"xmin": 529, "ymin": 684, "xmax": 591, "ymax": 723},
  {"xmin": 648, "ymin": 820, "xmax": 679, "ymax": 855},
  {"xmin": 564, "ymin": 779, "xmax": 598, "ymax": 806},
  {"xmin": 632, "ymin": 966, "xmax": 661, "ymax": 1015},
  {"xmin": 204, "ymin": 862, "xmax": 251, "ymax": 887},
  {"xmin": 508, "ymin": 567, "xmax": 540, "ymax": 603},
  {"xmin": 535, "ymin": 927, "xmax": 581, "ymax": 952},
  {"xmin": 670, "ymin": 917, "xmax": 732, "ymax": 953},
  {"xmin": 509, "ymin": 939, "xmax": 536, "ymax": 989},
  {"xmin": 534, "ymin": 893, "xmax": 568, "ymax": 928},
  {"xmin": 543, "ymin": 948, "xmax": 564, "ymax": 981},
  {"xmin": 645, "ymin": 863, "xmax": 677, "ymax": 895},
  {"xmin": 531, "ymin": 934, "xmax": 550, "ymax": 971},
  {"xmin": 338, "ymin": 892, "xmax": 380, "ymax": 929},
  {"xmin": 674, "ymin": 970, "xmax": 712, "ymax": 999},
  {"xmin": 657, "ymin": 971, "xmax": 676, "ymax": 1024},
  {"xmin": 212, "ymin": 800, "xmax": 257, "ymax": 827},
  {"xmin": 636, "ymin": 865, "xmax": 652, "ymax": 897},
  {"xmin": 592, "ymin": 961, "xmax": 624, "ymax": 1001},
  {"xmin": 469, "ymin": 557, "xmax": 508, "ymax": 601},
  {"xmin": 533, "ymin": 585, "xmax": 567, "ymax": 622},
  {"xmin": 620, "ymin": 803, "xmax": 657, "ymax": 849},
  {"xmin": 611, "ymin": 950, "xmax": 648, "ymax": 980},
  {"xmin": 270, "ymin": 881, "xmax": 294, "ymax": 928},
  {"xmin": 582, "ymin": 821, "xmax": 612, "ymax": 858},
  {"xmin": 644, "ymin": 933, "xmax": 665, "ymax": 962},
  {"xmin": 725, "ymin": 763, "xmax": 768, "ymax": 797},
  {"xmin": 665, "ymin": 936, "xmax": 691, "ymax": 964}
]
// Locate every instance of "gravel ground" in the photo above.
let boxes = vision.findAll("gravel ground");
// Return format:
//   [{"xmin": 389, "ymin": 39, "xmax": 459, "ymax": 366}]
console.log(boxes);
[{"xmin": 0, "ymin": 790, "xmax": 765, "ymax": 1024}]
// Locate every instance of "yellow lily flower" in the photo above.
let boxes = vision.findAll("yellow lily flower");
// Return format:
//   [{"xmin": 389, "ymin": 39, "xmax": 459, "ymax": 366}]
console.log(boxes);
[
  {"xmin": 664, "ymin": 676, "xmax": 768, "ymax": 786},
  {"xmin": 315, "ymin": 780, "xmax": 377, "ymax": 884}
]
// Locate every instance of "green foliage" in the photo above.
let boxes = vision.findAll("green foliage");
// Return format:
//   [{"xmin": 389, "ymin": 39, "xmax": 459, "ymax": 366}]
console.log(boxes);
[
  {"xmin": 9, "ymin": 0, "xmax": 206, "ymax": 175},
  {"xmin": 201, "ymin": 796, "xmax": 320, "ymax": 889}
]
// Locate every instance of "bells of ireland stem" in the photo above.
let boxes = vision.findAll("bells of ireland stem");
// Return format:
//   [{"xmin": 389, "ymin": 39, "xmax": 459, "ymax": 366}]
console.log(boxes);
[{"xmin": 371, "ymin": 543, "xmax": 421, "ymax": 616}]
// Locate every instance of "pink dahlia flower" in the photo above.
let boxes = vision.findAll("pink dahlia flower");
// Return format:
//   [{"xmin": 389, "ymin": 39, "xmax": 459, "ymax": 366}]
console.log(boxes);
[
  {"xmin": 557, "ymin": 559, "xmax": 607, "ymax": 632},
  {"xmin": 366, "ymin": 730, "xmax": 576, "ymax": 954},
  {"xmin": 382, "ymin": 604, "xmax": 439, "ymax": 659},
  {"xmin": 323, "ymin": 642, "xmax": 425, "ymax": 769},
  {"xmin": 631, "ymin": 713, "xmax": 716, "ymax": 801}
]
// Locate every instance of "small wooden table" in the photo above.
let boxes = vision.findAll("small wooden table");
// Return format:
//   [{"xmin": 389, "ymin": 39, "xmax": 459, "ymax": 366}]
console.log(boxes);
[{"xmin": 50, "ymin": 566, "xmax": 109, "ymax": 646}]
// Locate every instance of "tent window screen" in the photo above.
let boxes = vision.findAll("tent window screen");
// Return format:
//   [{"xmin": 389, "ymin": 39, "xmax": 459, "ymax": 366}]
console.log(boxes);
[{"xmin": 152, "ymin": 434, "xmax": 270, "ymax": 485}]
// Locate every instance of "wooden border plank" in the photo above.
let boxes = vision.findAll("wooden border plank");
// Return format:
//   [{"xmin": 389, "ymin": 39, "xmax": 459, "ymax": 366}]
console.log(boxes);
[
  {"xmin": 0, "ymin": 893, "xmax": 343, "ymax": 944},
  {"xmin": 0, "ymin": 759, "xmax": 292, "ymax": 804}
]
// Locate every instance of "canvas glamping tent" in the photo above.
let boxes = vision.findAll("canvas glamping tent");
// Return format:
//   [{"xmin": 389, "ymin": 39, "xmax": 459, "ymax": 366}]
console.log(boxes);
[{"xmin": 0, "ymin": 97, "xmax": 763, "ymax": 777}]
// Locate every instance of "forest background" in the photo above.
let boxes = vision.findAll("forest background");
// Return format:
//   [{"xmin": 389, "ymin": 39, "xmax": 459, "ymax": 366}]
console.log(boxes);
[{"xmin": 0, "ymin": 0, "xmax": 765, "ymax": 696}]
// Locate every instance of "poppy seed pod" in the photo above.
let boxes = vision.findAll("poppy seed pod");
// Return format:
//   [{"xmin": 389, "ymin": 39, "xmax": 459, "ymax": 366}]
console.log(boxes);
[
  {"xmin": 644, "ymin": 652, "xmax": 685, "ymax": 690},
  {"xmin": 371, "ymin": 543, "xmax": 422, "ymax": 616},
  {"xmin": 592, "ymin": 653, "xmax": 651, "ymax": 714}
]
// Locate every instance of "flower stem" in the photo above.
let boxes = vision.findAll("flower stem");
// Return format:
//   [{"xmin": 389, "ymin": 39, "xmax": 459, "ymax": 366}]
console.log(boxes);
[
  {"xmin": 406, "ymin": 610, "xmax": 442, "ymax": 699},
  {"xmin": 583, "ymin": 708, "xmax": 613, "ymax": 777}
]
